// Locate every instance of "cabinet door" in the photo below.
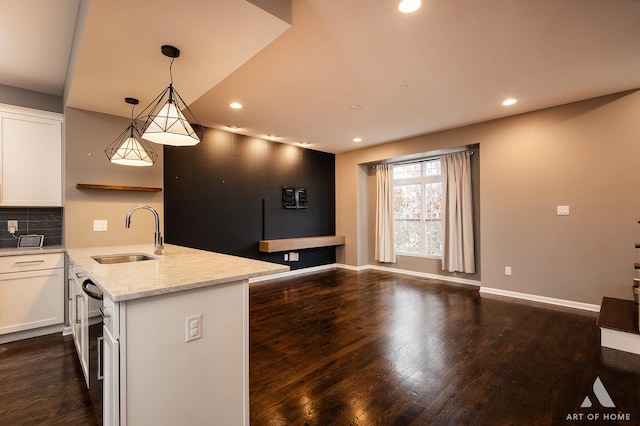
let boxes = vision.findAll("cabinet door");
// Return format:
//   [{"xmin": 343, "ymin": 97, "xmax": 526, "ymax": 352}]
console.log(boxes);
[
  {"xmin": 68, "ymin": 272, "xmax": 76, "ymax": 334},
  {"xmin": 103, "ymin": 325, "xmax": 120, "ymax": 426},
  {"xmin": 0, "ymin": 268, "xmax": 64, "ymax": 334},
  {"xmin": 0, "ymin": 107, "xmax": 62, "ymax": 206},
  {"xmin": 73, "ymin": 280, "xmax": 89, "ymax": 387}
]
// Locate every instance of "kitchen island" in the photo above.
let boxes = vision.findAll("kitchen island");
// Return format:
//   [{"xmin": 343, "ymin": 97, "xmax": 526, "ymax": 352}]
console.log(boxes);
[{"xmin": 66, "ymin": 244, "xmax": 289, "ymax": 426}]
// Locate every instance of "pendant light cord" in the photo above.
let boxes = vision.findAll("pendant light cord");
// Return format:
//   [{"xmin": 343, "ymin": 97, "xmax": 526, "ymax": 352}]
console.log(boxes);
[
  {"xmin": 169, "ymin": 57, "xmax": 175, "ymax": 86},
  {"xmin": 130, "ymin": 102, "xmax": 135, "ymax": 136}
]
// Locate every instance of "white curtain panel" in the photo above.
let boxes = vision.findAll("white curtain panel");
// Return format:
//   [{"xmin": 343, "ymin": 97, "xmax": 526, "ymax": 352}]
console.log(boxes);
[
  {"xmin": 375, "ymin": 164, "xmax": 396, "ymax": 263},
  {"xmin": 441, "ymin": 152, "xmax": 475, "ymax": 273}
]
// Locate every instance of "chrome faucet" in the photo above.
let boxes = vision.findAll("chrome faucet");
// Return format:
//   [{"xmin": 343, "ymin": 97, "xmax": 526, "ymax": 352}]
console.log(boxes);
[{"xmin": 125, "ymin": 205, "xmax": 164, "ymax": 255}]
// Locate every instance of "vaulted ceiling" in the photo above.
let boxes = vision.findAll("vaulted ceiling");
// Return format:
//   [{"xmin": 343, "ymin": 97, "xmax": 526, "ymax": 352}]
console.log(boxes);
[{"xmin": 2, "ymin": 0, "xmax": 640, "ymax": 153}]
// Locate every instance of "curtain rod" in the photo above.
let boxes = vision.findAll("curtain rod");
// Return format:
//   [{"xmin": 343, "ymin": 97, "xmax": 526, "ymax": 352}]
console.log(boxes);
[{"xmin": 368, "ymin": 144, "xmax": 477, "ymax": 168}]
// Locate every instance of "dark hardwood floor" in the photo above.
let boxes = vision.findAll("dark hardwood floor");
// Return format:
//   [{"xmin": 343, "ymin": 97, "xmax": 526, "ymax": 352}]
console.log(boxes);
[
  {"xmin": 0, "ymin": 332, "xmax": 99, "ymax": 425},
  {"xmin": 1, "ymin": 269, "xmax": 638, "ymax": 425},
  {"xmin": 249, "ymin": 269, "xmax": 640, "ymax": 425}
]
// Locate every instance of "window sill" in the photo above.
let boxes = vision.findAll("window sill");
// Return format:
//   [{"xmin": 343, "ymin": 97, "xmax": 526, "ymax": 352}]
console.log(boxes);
[{"xmin": 395, "ymin": 253, "xmax": 442, "ymax": 260}]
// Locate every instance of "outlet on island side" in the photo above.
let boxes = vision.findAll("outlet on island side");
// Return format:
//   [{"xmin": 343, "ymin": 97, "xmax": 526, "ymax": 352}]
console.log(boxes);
[{"xmin": 185, "ymin": 314, "xmax": 202, "ymax": 342}]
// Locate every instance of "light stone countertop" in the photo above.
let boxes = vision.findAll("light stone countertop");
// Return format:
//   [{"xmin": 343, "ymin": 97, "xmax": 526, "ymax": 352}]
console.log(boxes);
[
  {"xmin": 0, "ymin": 245, "xmax": 65, "ymax": 257},
  {"xmin": 66, "ymin": 244, "xmax": 289, "ymax": 302}
]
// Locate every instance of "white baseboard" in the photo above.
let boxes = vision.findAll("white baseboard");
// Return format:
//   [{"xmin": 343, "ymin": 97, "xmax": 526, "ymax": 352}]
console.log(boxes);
[
  {"xmin": 480, "ymin": 286, "xmax": 601, "ymax": 312},
  {"xmin": 359, "ymin": 264, "xmax": 482, "ymax": 287},
  {"xmin": 249, "ymin": 262, "xmax": 600, "ymax": 313},
  {"xmin": 249, "ymin": 263, "xmax": 338, "ymax": 283},
  {"xmin": 0, "ymin": 324, "xmax": 65, "ymax": 344}
]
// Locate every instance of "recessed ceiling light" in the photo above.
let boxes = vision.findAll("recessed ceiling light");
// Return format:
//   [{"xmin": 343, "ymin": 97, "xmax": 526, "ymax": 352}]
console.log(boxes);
[
  {"xmin": 298, "ymin": 142, "xmax": 310, "ymax": 147},
  {"xmin": 349, "ymin": 105, "xmax": 362, "ymax": 111},
  {"xmin": 398, "ymin": 0, "xmax": 421, "ymax": 13},
  {"xmin": 399, "ymin": 84, "xmax": 409, "ymax": 90},
  {"xmin": 502, "ymin": 98, "xmax": 517, "ymax": 106},
  {"xmin": 230, "ymin": 102, "xmax": 243, "ymax": 109},
  {"xmin": 353, "ymin": 137, "xmax": 362, "ymax": 143},
  {"xmin": 227, "ymin": 125, "xmax": 239, "ymax": 130},
  {"xmin": 267, "ymin": 135, "xmax": 278, "ymax": 140}
]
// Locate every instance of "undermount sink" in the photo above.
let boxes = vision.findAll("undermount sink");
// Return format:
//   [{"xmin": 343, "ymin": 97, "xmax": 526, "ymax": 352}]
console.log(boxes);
[{"xmin": 92, "ymin": 253, "xmax": 155, "ymax": 264}]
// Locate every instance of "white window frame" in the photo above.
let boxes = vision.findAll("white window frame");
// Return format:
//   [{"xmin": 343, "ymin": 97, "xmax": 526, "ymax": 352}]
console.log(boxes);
[{"xmin": 393, "ymin": 159, "xmax": 442, "ymax": 258}]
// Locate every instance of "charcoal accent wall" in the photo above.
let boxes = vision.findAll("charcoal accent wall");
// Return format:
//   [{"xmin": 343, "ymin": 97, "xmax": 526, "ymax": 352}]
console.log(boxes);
[{"xmin": 163, "ymin": 129, "xmax": 336, "ymax": 270}]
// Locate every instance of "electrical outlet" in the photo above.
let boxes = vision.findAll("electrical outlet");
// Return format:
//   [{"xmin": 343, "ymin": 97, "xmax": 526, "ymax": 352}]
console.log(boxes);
[
  {"xmin": 289, "ymin": 252, "xmax": 299, "ymax": 261},
  {"xmin": 284, "ymin": 253, "xmax": 289, "ymax": 261},
  {"xmin": 505, "ymin": 266, "xmax": 512, "ymax": 276},
  {"xmin": 185, "ymin": 314, "xmax": 202, "ymax": 342},
  {"xmin": 7, "ymin": 220, "xmax": 18, "ymax": 233}
]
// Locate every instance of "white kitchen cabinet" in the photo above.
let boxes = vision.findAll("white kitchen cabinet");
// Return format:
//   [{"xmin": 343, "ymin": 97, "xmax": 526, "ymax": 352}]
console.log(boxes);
[
  {"xmin": 98, "ymin": 280, "xmax": 248, "ymax": 426},
  {"xmin": 102, "ymin": 296, "xmax": 120, "ymax": 426},
  {"xmin": 71, "ymin": 268, "xmax": 89, "ymax": 387},
  {"xmin": 68, "ymin": 260, "xmax": 102, "ymax": 388},
  {"xmin": 0, "ymin": 103, "xmax": 63, "ymax": 206},
  {"xmin": 0, "ymin": 253, "xmax": 64, "ymax": 338}
]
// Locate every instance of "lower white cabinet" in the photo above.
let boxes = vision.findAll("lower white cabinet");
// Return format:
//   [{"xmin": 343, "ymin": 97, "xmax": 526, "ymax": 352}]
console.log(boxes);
[
  {"xmin": 102, "ymin": 297, "xmax": 120, "ymax": 426},
  {"xmin": 0, "ymin": 253, "xmax": 64, "ymax": 337},
  {"xmin": 70, "ymin": 268, "xmax": 89, "ymax": 386},
  {"xmin": 68, "ymin": 260, "xmax": 102, "ymax": 387},
  {"xmin": 100, "ymin": 280, "xmax": 249, "ymax": 426}
]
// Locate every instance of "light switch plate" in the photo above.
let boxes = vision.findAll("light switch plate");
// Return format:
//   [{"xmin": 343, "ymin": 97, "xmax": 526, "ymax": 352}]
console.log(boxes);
[
  {"xmin": 93, "ymin": 220, "xmax": 108, "ymax": 231},
  {"xmin": 557, "ymin": 205, "xmax": 570, "ymax": 216}
]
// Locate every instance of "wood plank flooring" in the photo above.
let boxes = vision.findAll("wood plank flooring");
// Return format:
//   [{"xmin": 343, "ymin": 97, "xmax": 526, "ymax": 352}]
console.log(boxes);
[
  {"xmin": 249, "ymin": 269, "xmax": 640, "ymax": 425},
  {"xmin": 1, "ymin": 269, "xmax": 639, "ymax": 425},
  {"xmin": 0, "ymin": 332, "xmax": 99, "ymax": 425}
]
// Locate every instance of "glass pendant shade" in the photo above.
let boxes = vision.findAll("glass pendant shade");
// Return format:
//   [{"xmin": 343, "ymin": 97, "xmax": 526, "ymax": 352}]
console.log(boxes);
[
  {"xmin": 105, "ymin": 97, "xmax": 158, "ymax": 167},
  {"xmin": 139, "ymin": 85, "xmax": 201, "ymax": 146}
]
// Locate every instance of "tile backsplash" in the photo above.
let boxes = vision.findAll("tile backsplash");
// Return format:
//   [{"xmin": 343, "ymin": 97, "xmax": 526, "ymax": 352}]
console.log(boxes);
[{"xmin": 0, "ymin": 207, "xmax": 62, "ymax": 248}]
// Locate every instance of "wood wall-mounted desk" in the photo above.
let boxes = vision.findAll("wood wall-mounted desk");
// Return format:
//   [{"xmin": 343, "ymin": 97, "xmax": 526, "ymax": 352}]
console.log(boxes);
[{"xmin": 259, "ymin": 235, "xmax": 345, "ymax": 253}]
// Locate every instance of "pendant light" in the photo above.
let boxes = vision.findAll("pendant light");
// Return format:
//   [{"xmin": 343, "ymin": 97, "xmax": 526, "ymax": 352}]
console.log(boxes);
[
  {"xmin": 105, "ymin": 97, "xmax": 158, "ymax": 166},
  {"xmin": 138, "ymin": 45, "xmax": 203, "ymax": 146}
]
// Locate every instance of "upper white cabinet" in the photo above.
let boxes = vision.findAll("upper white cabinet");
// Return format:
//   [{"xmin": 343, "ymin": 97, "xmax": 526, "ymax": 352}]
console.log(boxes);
[{"xmin": 0, "ymin": 103, "xmax": 63, "ymax": 206}]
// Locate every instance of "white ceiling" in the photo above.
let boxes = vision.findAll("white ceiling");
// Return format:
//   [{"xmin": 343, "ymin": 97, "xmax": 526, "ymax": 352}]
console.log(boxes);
[{"xmin": 2, "ymin": 0, "xmax": 640, "ymax": 154}]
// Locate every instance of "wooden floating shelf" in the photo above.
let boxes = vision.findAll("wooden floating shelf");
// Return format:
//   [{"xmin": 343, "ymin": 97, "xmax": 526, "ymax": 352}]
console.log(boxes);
[
  {"xmin": 259, "ymin": 235, "xmax": 345, "ymax": 253},
  {"xmin": 76, "ymin": 184, "xmax": 162, "ymax": 192}
]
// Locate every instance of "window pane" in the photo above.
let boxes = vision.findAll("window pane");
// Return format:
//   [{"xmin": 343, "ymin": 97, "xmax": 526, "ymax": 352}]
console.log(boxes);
[
  {"xmin": 424, "ymin": 159, "xmax": 441, "ymax": 176},
  {"xmin": 395, "ymin": 220, "xmax": 421, "ymax": 254},
  {"xmin": 394, "ymin": 183, "xmax": 421, "ymax": 254},
  {"xmin": 424, "ymin": 220, "xmax": 442, "ymax": 256},
  {"xmin": 393, "ymin": 184, "xmax": 421, "ymax": 219},
  {"xmin": 393, "ymin": 163, "xmax": 421, "ymax": 179},
  {"xmin": 424, "ymin": 182, "xmax": 441, "ymax": 221},
  {"xmin": 425, "ymin": 182, "xmax": 442, "ymax": 256}
]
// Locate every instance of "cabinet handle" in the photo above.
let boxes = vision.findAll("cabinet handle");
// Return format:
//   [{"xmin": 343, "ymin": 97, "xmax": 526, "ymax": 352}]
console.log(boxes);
[
  {"xmin": 97, "ymin": 336, "xmax": 104, "ymax": 380},
  {"xmin": 75, "ymin": 272, "xmax": 85, "ymax": 278},
  {"xmin": 13, "ymin": 260, "xmax": 46, "ymax": 266},
  {"xmin": 75, "ymin": 294, "xmax": 81, "ymax": 324},
  {"xmin": 99, "ymin": 306, "xmax": 110, "ymax": 319}
]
